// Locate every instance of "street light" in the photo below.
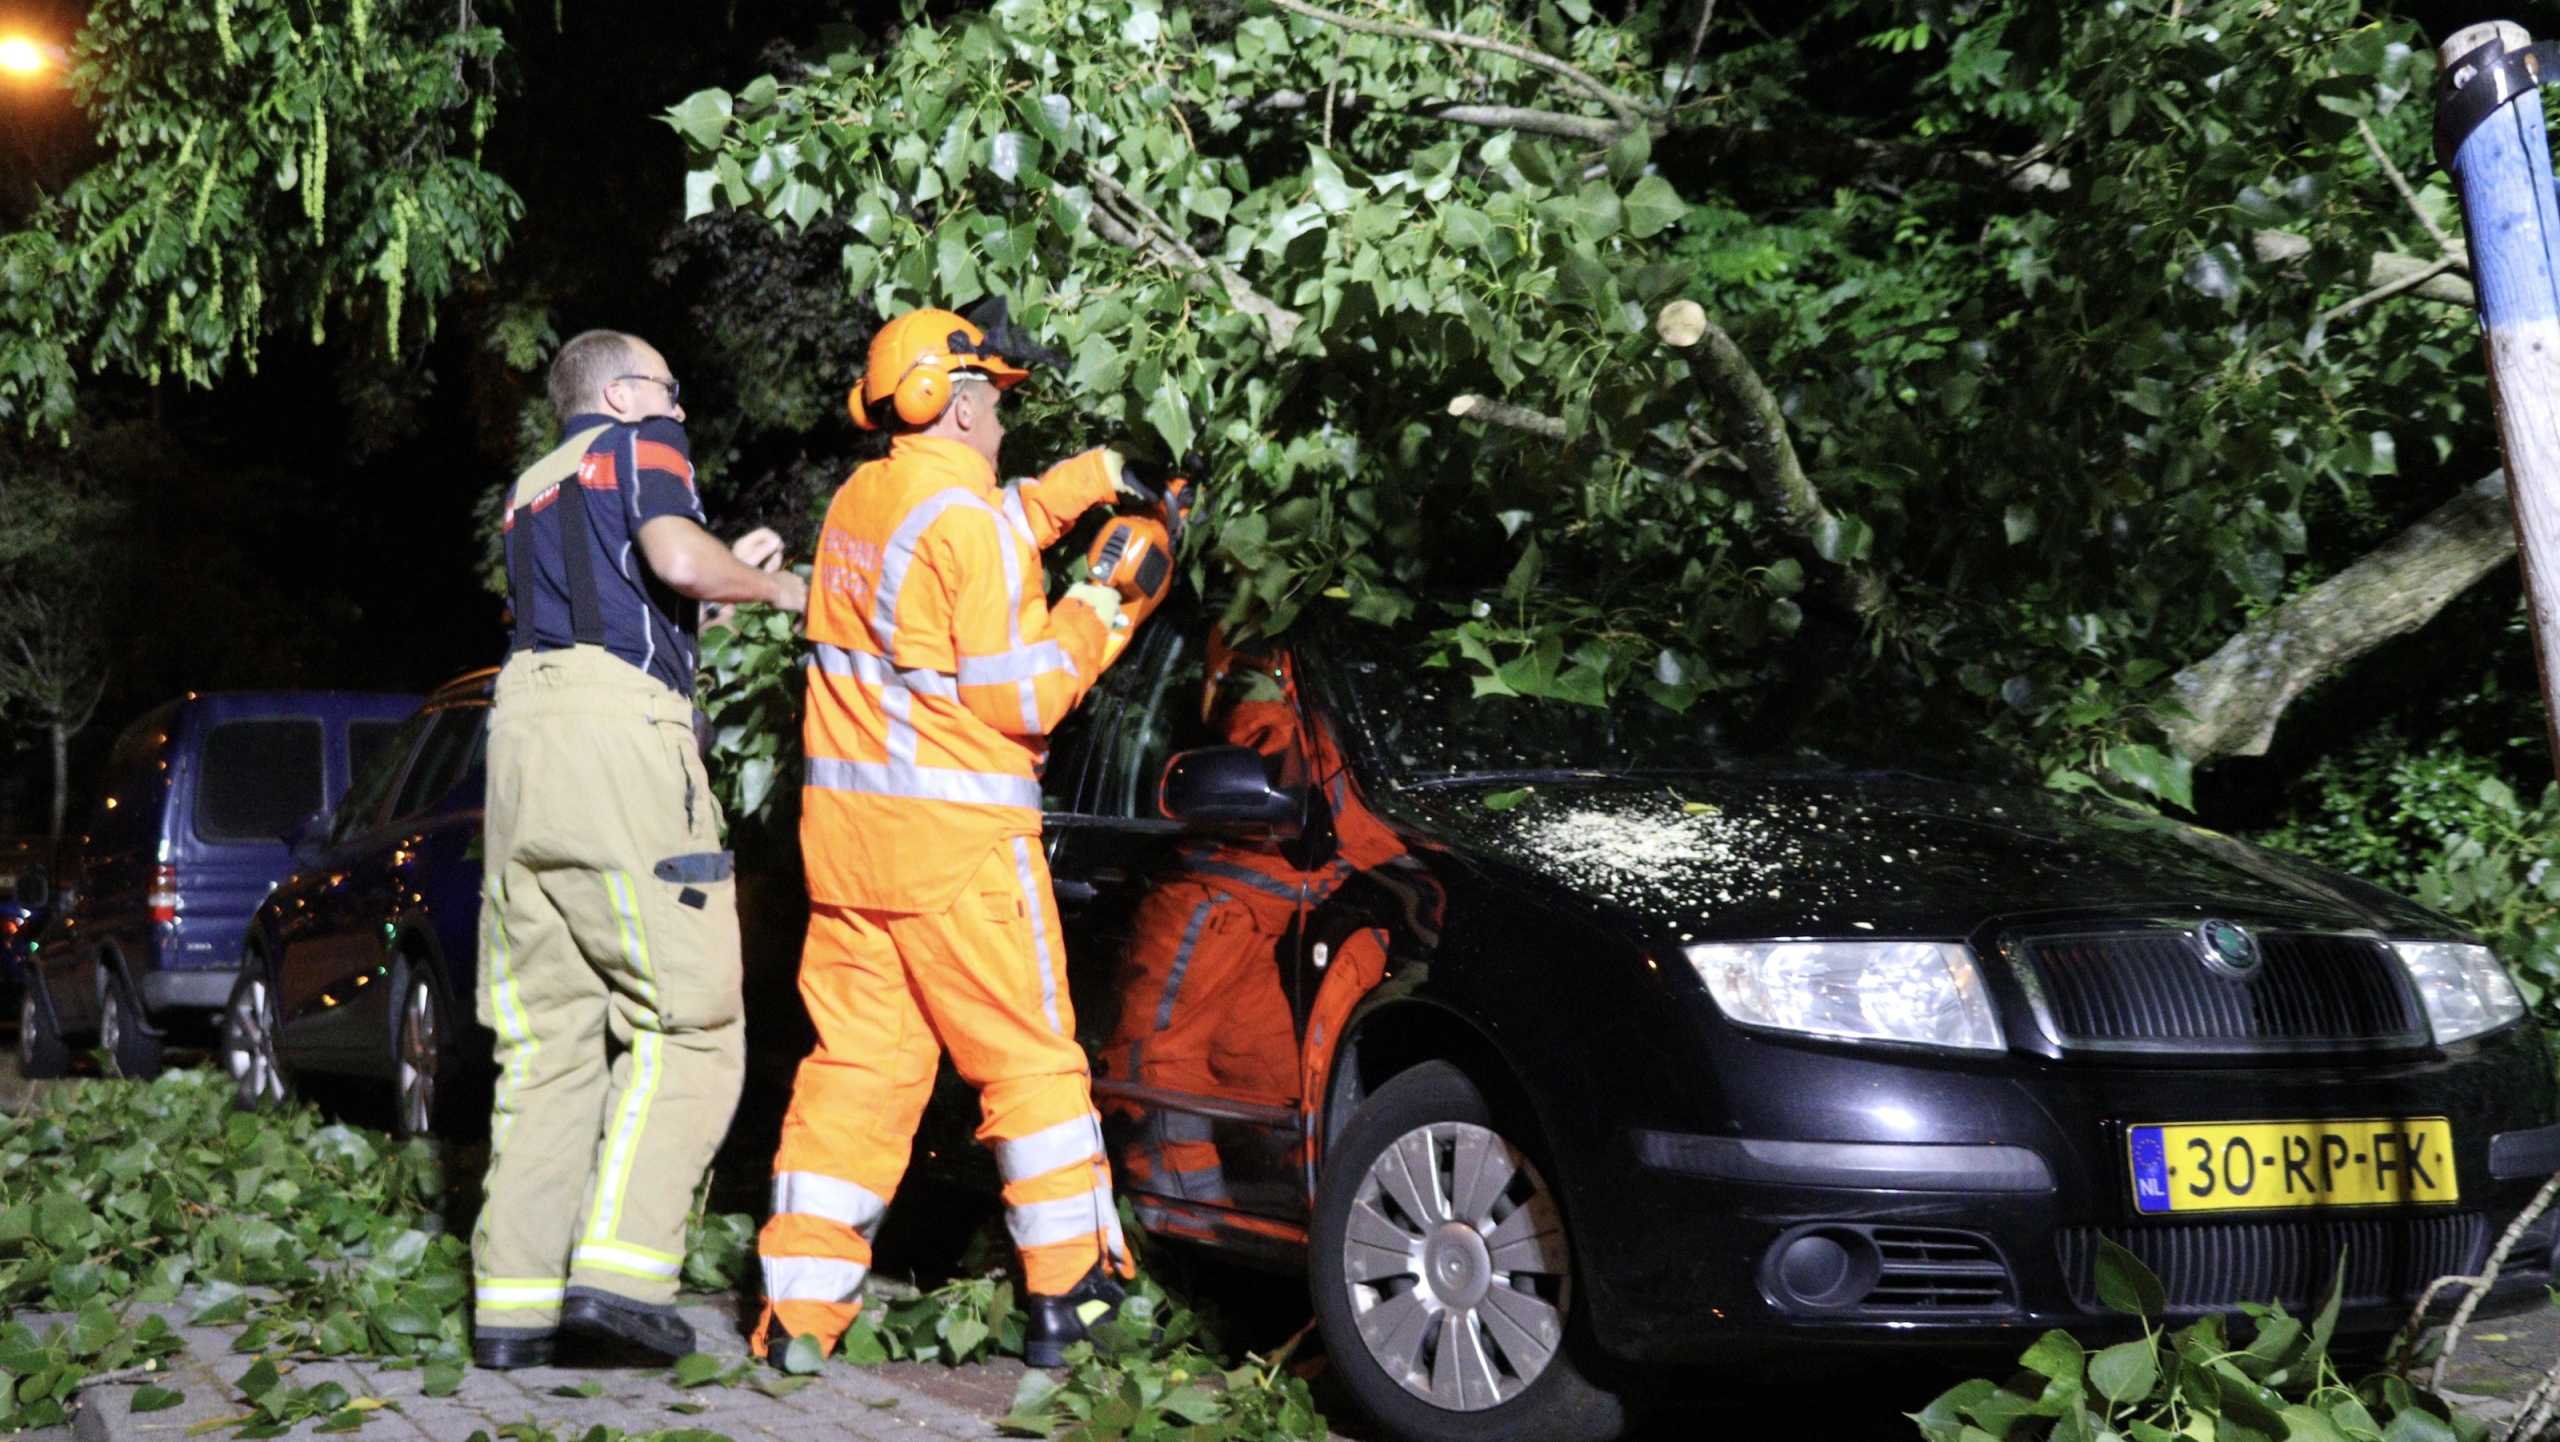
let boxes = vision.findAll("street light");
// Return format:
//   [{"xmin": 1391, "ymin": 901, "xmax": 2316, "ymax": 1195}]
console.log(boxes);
[{"xmin": 0, "ymin": 35, "xmax": 66, "ymax": 76}]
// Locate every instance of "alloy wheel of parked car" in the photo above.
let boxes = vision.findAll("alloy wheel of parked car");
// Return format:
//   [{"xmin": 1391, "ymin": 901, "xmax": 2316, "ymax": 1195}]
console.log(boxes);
[
  {"xmin": 96, "ymin": 972, "xmax": 163, "ymax": 1081},
  {"xmin": 1310, "ymin": 1061, "xmax": 1623, "ymax": 1442},
  {"xmin": 394, "ymin": 971, "xmax": 441, "ymax": 1138},
  {"xmin": 220, "ymin": 968, "xmax": 289, "ymax": 1111},
  {"xmin": 18, "ymin": 989, "xmax": 69, "ymax": 1080}
]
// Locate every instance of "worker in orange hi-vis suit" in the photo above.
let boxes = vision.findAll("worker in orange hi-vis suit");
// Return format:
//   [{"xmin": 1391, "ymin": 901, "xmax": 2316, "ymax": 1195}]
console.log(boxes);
[
  {"xmin": 756, "ymin": 301, "xmax": 1177, "ymax": 1368},
  {"xmin": 1101, "ymin": 631, "xmax": 1412, "ymax": 1207}
]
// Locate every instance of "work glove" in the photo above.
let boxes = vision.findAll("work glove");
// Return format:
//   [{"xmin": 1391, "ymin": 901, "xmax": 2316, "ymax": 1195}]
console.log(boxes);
[{"xmin": 1062, "ymin": 582, "xmax": 1126, "ymax": 631}]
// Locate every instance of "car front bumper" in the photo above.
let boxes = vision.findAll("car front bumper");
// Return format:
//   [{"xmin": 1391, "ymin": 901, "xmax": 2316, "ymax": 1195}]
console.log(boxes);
[{"xmin": 1564, "ymin": 1027, "xmax": 2560, "ymax": 1364}]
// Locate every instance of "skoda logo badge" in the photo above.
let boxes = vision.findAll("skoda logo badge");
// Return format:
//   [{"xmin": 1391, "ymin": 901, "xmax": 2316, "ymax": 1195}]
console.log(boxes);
[{"xmin": 2196, "ymin": 918, "xmax": 2262, "ymax": 978}]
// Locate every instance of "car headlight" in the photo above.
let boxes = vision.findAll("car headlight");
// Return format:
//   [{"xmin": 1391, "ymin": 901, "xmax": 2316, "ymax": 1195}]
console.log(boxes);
[
  {"xmin": 2392, "ymin": 941, "xmax": 2525, "ymax": 1044},
  {"xmin": 1685, "ymin": 940, "xmax": 2005, "ymax": 1051}
]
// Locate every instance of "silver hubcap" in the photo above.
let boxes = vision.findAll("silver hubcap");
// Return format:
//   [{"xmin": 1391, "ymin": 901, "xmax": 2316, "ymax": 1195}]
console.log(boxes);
[
  {"xmin": 1342, "ymin": 1120, "xmax": 1570, "ymax": 1411},
  {"xmin": 223, "ymin": 978, "xmax": 283, "ymax": 1105},
  {"xmin": 98, "ymin": 989, "xmax": 122, "ymax": 1061},
  {"xmin": 18, "ymin": 991, "xmax": 36, "ymax": 1065},
  {"xmin": 397, "ymin": 979, "xmax": 437, "ymax": 1134}
]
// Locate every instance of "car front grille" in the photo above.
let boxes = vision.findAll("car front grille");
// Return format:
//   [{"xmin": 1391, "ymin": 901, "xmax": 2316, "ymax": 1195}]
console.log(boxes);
[
  {"xmin": 2018, "ymin": 930, "xmax": 2426, "ymax": 1053},
  {"xmin": 1864, "ymin": 1228, "xmax": 2015, "ymax": 1313},
  {"xmin": 2058, "ymin": 1213, "xmax": 2486, "ymax": 1315}
]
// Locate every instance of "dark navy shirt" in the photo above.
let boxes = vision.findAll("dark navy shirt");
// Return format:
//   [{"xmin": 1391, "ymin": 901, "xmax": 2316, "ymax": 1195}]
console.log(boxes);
[{"xmin": 502, "ymin": 414, "xmax": 707, "ymax": 695}]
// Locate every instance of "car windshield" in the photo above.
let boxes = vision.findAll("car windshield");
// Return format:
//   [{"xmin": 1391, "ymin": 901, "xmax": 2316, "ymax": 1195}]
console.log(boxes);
[{"xmin": 1309, "ymin": 614, "xmax": 2023, "ymax": 788}]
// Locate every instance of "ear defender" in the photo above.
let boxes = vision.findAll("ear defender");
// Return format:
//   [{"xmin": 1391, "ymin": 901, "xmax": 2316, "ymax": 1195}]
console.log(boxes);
[
  {"xmin": 848, "ymin": 383, "xmax": 877, "ymax": 431},
  {"xmin": 894, "ymin": 362, "xmax": 952, "ymax": 427}
]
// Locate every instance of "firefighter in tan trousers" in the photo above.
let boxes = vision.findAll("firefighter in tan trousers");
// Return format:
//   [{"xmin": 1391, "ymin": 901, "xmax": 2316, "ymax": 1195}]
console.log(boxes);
[
  {"xmin": 473, "ymin": 330, "xmax": 808, "ymax": 1370},
  {"xmin": 755, "ymin": 303, "xmax": 1171, "ymax": 1367}
]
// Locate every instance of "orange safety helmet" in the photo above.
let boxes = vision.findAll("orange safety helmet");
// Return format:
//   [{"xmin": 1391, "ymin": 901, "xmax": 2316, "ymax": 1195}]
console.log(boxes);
[{"xmin": 847, "ymin": 307, "xmax": 1034, "ymax": 430}]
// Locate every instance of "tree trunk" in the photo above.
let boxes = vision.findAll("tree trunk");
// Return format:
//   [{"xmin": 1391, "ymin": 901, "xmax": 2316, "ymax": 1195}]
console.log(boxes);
[
  {"xmin": 2163, "ymin": 470, "xmax": 2516, "ymax": 760},
  {"xmin": 49, "ymin": 716, "xmax": 68, "ymax": 853}
]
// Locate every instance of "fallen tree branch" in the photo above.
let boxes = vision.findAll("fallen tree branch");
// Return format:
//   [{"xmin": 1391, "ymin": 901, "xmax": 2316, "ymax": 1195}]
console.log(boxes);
[
  {"xmin": 1654, "ymin": 300, "xmax": 1887, "ymax": 616},
  {"xmin": 1448, "ymin": 392, "xmax": 1568, "ymax": 439},
  {"xmin": 1086, "ymin": 172, "xmax": 1304, "ymax": 351},
  {"xmin": 1264, "ymin": 0, "xmax": 1660, "ymax": 131},
  {"xmin": 2321, "ymin": 250, "xmax": 2465, "ymax": 326},
  {"xmin": 2252, "ymin": 232, "xmax": 2476, "ymax": 306},
  {"xmin": 1684, "ymin": 126, "xmax": 2070, "ymax": 193},
  {"xmin": 2361, "ymin": 117, "xmax": 2465, "ymax": 264},
  {"xmin": 2164, "ymin": 469, "xmax": 2514, "ymax": 760},
  {"xmin": 1426, "ymin": 103, "xmax": 1620, "ymax": 143},
  {"xmin": 2431, "ymin": 1169, "xmax": 2560, "ymax": 1390}
]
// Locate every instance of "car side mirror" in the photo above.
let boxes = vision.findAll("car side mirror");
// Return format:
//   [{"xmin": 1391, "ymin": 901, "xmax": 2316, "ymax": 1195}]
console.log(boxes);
[
  {"xmin": 1159, "ymin": 746, "xmax": 1303, "ymax": 829},
  {"xmin": 284, "ymin": 809, "xmax": 329, "ymax": 865},
  {"xmin": 13, "ymin": 865, "xmax": 44, "ymax": 910}
]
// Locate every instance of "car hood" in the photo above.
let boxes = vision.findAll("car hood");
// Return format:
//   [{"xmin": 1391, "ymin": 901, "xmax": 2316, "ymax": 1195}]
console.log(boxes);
[{"xmin": 1386, "ymin": 774, "xmax": 2445, "ymax": 942}]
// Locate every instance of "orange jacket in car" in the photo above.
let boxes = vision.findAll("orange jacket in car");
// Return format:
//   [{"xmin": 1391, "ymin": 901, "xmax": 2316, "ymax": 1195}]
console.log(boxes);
[{"xmin": 801, "ymin": 437, "xmax": 1117, "ymax": 911}]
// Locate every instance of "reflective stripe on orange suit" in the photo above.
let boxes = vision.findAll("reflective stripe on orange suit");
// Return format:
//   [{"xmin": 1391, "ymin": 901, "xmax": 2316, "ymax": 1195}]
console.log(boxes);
[{"xmin": 758, "ymin": 436, "xmax": 1126, "ymax": 1356}]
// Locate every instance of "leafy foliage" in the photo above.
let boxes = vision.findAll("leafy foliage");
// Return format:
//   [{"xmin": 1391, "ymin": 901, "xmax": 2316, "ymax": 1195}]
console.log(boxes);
[
  {"xmin": 1913, "ymin": 1238, "xmax": 2481, "ymax": 1442},
  {"xmin": 0, "ymin": 1072, "xmax": 748, "ymax": 1434},
  {"xmin": 696, "ymin": 604, "xmax": 808, "ymax": 826},
  {"xmin": 2261, "ymin": 726, "xmax": 2560, "ymax": 1013},
  {"xmin": 1, "ymin": 0, "xmax": 519, "ymax": 430},
  {"xmin": 671, "ymin": 0, "xmax": 2488, "ymax": 802}
]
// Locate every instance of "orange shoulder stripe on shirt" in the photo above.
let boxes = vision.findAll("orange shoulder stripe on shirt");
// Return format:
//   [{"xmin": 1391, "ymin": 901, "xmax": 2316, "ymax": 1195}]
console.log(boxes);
[{"xmin": 634, "ymin": 440, "xmax": 695, "ymax": 486}]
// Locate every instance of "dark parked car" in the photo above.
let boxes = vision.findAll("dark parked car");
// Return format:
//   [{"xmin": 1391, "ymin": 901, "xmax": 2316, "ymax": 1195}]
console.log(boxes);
[
  {"xmin": 23, "ymin": 690, "xmax": 421, "ymax": 1080},
  {"xmin": 968, "ymin": 602, "xmax": 2556, "ymax": 1442},
  {"xmin": 220, "ymin": 671, "xmax": 492, "ymax": 1136},
  {"xmin": 215, "ymin": 605, "xmax": 2560, "ymax": 1442},
  {"xmin": 0, "ymin": 844, "xmax": 48, "ymax": 995}
]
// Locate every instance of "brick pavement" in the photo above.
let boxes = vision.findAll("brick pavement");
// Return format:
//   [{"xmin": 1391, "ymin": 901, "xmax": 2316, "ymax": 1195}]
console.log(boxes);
[{"xmin": 64, "ymin": 1295, "xmax": 1034, "ymax": 1442}]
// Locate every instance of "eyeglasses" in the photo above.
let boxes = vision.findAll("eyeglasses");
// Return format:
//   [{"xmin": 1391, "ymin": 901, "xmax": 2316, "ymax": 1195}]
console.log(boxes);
[{"xmin": 614, "ymin": 374, "xmax": 682, "ymax": 403}]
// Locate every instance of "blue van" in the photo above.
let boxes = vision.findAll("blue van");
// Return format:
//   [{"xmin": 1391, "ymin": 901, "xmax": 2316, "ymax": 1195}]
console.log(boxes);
[{"xmin": 23, "ymin": 691, "xmax": 421, "ymax": 1079}]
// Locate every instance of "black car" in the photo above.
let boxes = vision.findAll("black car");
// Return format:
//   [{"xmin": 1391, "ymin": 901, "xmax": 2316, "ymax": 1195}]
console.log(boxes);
[
  {"xmin": 219, "ymin": 672, "xmax": 493, "ymax": 1136},
  {"xmin": 981, "ymin": 601, "xmax": 2559, "ymax": 1442}
]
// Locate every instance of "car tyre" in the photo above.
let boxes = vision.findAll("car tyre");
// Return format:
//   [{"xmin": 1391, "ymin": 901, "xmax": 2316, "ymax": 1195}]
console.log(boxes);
[
  {"xmin": 19, "ymin": 986, "xmax": 70, "ymax": 1080},
  {"xmin": 1309, "ymin": 1060, "xmax": 1625, "ymax": 1442},
  {"xmin": 96, "ymin": 967, "xmax": 163, "ymax": 1081},
  {"xmin": 389, "ymin": 958, "xmax": 471, "ymax": 1139},
  {"xmin": 221, "ymin": 962, "xmax": 291, "ymax": 1112}
]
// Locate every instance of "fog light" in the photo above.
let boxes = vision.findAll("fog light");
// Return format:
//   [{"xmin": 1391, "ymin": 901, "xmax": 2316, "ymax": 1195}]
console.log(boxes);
[{"xmin": 1767, "ymin": 1227, "xmax": 1879, "ymax": 1309}]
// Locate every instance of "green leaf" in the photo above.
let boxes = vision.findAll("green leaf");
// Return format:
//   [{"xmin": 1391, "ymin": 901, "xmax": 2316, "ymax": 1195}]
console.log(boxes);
[
  {"xmin": 782, "ymin": 1333, "xmax": 827, "ymax": 1376},
  {"xmin": 1481, "ymin": 787, "xmax": 1534, "ymax": 812},
  {"xmin": 548, "ymin": 1380, "xmax": 606, "ymax": 1398},
  {"xmin": 751, "ymin": 1372, "xmax": 815, "ymax": 1398},
  {"xmin": 2089, "ymin": 1339, "xmax": 2158, "ymax": 1404},
  {"xmin": 2019, "ymin": 1330, "xmax": 2084, "ymax": 1382},
  {"xmin": 1439, "ymin": 205, "xmax": 1493, "ymax": 251},
  {"xmin": 420, "ymin": 1361, "xmax": 464, "ymax": 1399},
  {"xmin": 1623, "ymin": 176, "xmax": 1684, "ymax": 238},
  {"xmin": 131, "ymin": 1386, "xmax": 185, "ymax": 1413},
  {"xmin": 665, "ymin": 90, "xmax": 735, "ymax": 151},
  {"xmin": 670, "ymin": 1353, "xmax": 731, "ymax": 1389},
  {"xmin": 2094, "ymin": 1238, "xmax": 2165, "ymax": 1320},
  {"xmin": 2104, "ymin": 744, "xmax": 2195, "ymax": 811}
]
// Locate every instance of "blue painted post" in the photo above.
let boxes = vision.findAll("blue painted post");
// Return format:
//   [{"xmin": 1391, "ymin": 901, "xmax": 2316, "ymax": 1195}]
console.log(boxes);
[{"xmin": 2441, "ymin": 22, "xmax": 2560, "ymax": 763}]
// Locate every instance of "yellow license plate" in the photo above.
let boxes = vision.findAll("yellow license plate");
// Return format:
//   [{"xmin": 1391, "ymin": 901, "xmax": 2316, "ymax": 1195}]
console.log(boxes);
[{"xmin": 2128, "ymin": 1118, "xmax": 2458, "ymax": 1214}]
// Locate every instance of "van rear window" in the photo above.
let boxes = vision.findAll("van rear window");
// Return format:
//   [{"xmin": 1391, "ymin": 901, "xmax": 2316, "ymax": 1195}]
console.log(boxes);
[{"xmin": 196, "ymin": 720, "xmax": 324, "ymax": 844}]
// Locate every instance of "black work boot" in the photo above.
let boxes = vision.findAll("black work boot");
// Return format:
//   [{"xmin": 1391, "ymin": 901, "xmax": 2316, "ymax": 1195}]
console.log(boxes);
[
  {"xmin": 558, "ymin": 1287, "xmax": 695, "ymax": 1362},
  {"xmin": 1023, "ymin": 1265, "xmax": 1130, "ymax": 1368},
  {"xmin": 472, "ymin": 1328, "xmax": 555, "ymax": 1370}
]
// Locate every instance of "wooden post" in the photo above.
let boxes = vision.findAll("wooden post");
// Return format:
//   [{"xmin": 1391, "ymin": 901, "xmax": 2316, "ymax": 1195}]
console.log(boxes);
[{"xmin": 2440, "ymin": 21, "xmax": 2560, "ymax": 767}]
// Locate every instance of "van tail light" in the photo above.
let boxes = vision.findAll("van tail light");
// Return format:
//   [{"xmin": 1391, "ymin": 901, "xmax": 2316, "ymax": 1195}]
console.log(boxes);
[{"xmin": 149, "ymin": 866, "xmax": 179, "ymax": 923}]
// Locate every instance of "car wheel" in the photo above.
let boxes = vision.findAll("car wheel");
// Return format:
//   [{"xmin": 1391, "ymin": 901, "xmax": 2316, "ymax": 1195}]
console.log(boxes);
[
  {"xmin": 18, "ymin": 987, "xmax": 69, "ymax": 1080},
  {"xmin": 1309, "ymin": 1060, "xmax": 1625, "ymax": 1442},
  {"xmin": 96, "ymin": 969, "xmax": 163, "ymax": 1081},
  {"xmin": 221, "ymin": 965, "xmax": 290, "ymax": 1111},
  {"xmin": 390, "ymin": 961, "xmax": 462, "ymax": 1139}
]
